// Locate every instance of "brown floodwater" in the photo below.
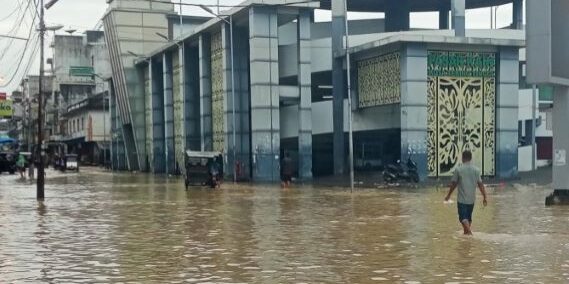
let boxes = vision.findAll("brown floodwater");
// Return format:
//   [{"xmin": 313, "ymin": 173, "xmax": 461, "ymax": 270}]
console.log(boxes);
[{"xmin": 0, "ymin": 168, "xmax": 568, "ymax": 283}]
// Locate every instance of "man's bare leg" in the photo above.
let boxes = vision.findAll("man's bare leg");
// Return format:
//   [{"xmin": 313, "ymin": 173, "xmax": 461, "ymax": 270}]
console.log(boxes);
[{"xmin": 461, "ymin": 220, "xmax": 472, "ymax": 235}]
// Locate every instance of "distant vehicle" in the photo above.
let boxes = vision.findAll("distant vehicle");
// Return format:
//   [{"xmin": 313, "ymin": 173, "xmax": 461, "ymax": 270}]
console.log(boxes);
[
  {"xmin": 53, "ymin": 155, "xmax": 65, "ymax": 171},
  {"xmin": 53, "ymin": 156, "xmax": 62, "ymax": 170},
  {"xmin": 382, "ymin": 156, "xmax": 419, "ymax": 183},
  {"xmin": 0, "ymin": 152, "xmax": 16, "ymax": 174},
  {"xmin": 64, "ymin": 154, "xmax": 79, "ymax": 172},
  {"xmin": 184, "ymin": 150, "xmax": 223, "ymax": 189}
]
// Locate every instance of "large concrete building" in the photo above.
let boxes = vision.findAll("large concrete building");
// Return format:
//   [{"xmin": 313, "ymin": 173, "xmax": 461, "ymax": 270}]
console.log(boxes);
[
  {"xmin": 107, "ymin": 0, "xmax": 525, "ymax": 182},
  {"xmin": 15, "ymin": 75, "xmax": 55, "ymax": 151},
  {"xmin": 50, "ymin": 31, "xmax": 112, "ymax": 165},
  {"xmin": 103, "ymin": 0, "xmax": 184, "ymax": 172}
]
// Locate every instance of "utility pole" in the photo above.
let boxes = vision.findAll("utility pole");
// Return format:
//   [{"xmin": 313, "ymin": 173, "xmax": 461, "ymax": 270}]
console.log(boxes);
[
  {"xmin": 37, "ymin": 0, "xmax": 62, "ymax": 199},
  {"xmin": 37, "ymin": 0, "xmax": 46, "ymax": 200}
]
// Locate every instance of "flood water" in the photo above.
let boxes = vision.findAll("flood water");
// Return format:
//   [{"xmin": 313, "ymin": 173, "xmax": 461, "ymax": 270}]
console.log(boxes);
[{"xmin": 1, "ymin": 168, "xmax": 569, "ymax": 283}]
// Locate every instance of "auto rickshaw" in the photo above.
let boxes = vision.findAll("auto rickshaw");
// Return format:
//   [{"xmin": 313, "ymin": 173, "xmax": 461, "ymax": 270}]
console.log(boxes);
[
  {"xmin": 184, "ymin": 150, "xmax": 223, "ymax": 189},
  {"xmin": 64, "ymin": 154, "xmax": 79, "ymax": 172}
]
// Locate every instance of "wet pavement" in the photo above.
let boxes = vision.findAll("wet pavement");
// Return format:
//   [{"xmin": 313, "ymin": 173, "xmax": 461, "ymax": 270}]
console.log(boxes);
[{"xmin": 1, "ymin": 168, "xmax": 569, "ymax": 283}]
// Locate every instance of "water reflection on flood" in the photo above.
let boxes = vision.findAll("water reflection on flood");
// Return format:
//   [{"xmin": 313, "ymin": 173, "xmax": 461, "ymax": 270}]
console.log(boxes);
[{"xmin": 1, "ymin": 169, "xmax": 569, "ymax": 283}]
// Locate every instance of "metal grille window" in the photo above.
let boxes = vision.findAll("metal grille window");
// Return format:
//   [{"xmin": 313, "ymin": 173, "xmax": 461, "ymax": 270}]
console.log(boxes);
[{"xmin": 357, "ymin": 52, "xmax": 401, "ymax": 108}]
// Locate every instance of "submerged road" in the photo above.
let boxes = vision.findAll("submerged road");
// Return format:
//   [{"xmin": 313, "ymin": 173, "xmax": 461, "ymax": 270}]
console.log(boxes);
[{"xmin": 0, "ymin": 168, "xmax": 568, "ymax": 283}]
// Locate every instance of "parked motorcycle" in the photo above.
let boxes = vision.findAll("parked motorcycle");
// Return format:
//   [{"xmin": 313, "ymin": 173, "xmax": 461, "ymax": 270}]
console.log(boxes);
[{"xmin": 382, "ymin": 156, "xmax": 419, "ymax": 183}]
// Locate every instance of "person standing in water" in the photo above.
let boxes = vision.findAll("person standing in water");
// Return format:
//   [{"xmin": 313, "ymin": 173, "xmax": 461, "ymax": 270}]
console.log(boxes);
[
  {"xmin": 16, "ymin": 153, "xmax": 26, "ymax": 179},
  {"xmin": 445, "ymin": 150, "xmax": 488, "ymax": 235},
  {"xmin": 281, "ymin": 152, "xmax": 294, "ymax": 188}
]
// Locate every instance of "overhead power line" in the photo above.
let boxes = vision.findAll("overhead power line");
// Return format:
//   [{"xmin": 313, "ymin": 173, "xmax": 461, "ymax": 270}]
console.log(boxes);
[
  {"xmin": 0, "ymin": 34, "xmax": 28, "ymax": 41},
  {"xmin": 0, "ymin": 0, "xmax": 39, "ymax": 88},
  {"xmin": 0, "ymin": 1, "xmax": 24, "ymax": 23},
  {"xmin": 0, "ymin": 34, "xmax": 40, "ymax": 88},
  {"xmin": 0, "ymin": 0, "xmax": 37, "ymax": 63}
]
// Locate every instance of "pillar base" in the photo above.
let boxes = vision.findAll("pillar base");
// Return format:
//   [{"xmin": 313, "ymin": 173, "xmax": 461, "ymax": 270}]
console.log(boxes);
[{"xmin": 545, "ymin": 190, "xmax": 569, "ymax": 206}]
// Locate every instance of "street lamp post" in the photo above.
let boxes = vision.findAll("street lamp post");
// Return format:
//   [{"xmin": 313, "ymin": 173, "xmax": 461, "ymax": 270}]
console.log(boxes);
[
  {"xmin": 199, "ymin": 5, "xmax": 237, "ymax": 183},
  {"xmin": 179, "ymin": 0, "xmax": 183, "ymax": 39},
  {"xmin": 344, "ymin": 0, "xmax": 354, "ymax": 192},
  {"xmin": 104, "ymin": 89, "xmax": 108, "ymax": 169}
]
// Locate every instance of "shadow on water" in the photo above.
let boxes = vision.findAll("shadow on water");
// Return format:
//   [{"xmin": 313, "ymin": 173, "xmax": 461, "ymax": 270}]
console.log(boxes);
[{"xmin": 0, "ymin": 168, "xmax": 568, "ymax": 282}]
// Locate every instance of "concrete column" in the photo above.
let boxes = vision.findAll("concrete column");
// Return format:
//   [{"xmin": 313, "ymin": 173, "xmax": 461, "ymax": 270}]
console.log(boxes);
[
  {"xmin": 222, "ymin": 22, "xmax": 235, "ymax": 180},
  {"xmin": 496, "ymin": 47, "xmax": 519, "ymax": 178},
  {"xmin": 331, "ymin": 0, "xmax": 346, "ymax": 175},
  {"xmin": 297, "ymin": 10, "xmax": 313, "ymax": 180},
  {"xmin": 439, "ymin": 8, "xmax": 449, "ymax": 30},
  {"xmin": 220, "ymin": 24, "xmax": 251, "ymax": 181},
  {"xmin": 144, "ymin": 65, "xmax": 153, "ymax": 172},
  {"xmin": 249, "ymin": 6, "xmax": 280, "ymax": 182},
  {"xmin": 553, "ymin": 87, "xmax": 569, "ymax": 191},
  {"xmin": 185, "ymin": 44, "xmax": 201, "ymax": 152},
  {"xmin": 131, "ymin": 68, "xmax": 147, "ymax": 172},
  {"xmin": 512, "ymin": 0, "xmax": 523, "ymax": 30},
  {"xmin": 163, "ymin": 52, "xmax": 175, "ymax": 175},
  {"xmin": 400, "ymin": 44, "xmax": 429, "ymax": 180},
  {"xmin": 151, "ymin": 58, "xmax": 165, "ymax": 173},
  {"xmin": 199, "ymin": 34, "xmax": 213, "ymax": 151},
  {"xmin": 174, "ymin": 46, "xmax": 185, "ymax": 173},
  {"xmin": 234, "ymin": 27, "xmax": 251, "ymax": 180},
  {"xmin": 385, "ymin": 0, "xmax": 410, "ymax": 32},
  {"xmin": 452, "ymin": 0, "xmax": 466, "ymax": 37},
  {"xmin": 110, "ymin": 84, "xmax": 120, "ymax": 170}
]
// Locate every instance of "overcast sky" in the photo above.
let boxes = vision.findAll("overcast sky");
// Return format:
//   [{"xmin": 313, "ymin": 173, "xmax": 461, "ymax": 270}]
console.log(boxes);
[{"xmin": 0, "ymin": 0, "xmax": 514, "ymax": 94}]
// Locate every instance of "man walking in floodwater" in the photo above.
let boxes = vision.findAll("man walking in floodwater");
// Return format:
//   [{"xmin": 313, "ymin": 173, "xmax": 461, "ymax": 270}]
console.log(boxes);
[
  {"xmin": 281, "ymin": 152, "xmax": 294, "ymax": 188},
  {"xmin": 445, "ymin": 150, "xmax": 488, "ymax": 235}
]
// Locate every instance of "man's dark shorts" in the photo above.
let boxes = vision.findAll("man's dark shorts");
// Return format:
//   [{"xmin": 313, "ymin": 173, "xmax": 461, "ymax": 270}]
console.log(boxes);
[
  {"xmin": 282, "ymin": 174, "xmax": 292, "ymax": 183},
  {"xmin": 457, "ymin": 202, "xmax": 474, "ymax": 223}
]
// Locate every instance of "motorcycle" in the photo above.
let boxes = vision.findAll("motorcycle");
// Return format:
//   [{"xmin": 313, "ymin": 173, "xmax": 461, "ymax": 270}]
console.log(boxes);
[{"xmin": 382, "ymin": 156, "xmax": 419, "ymax": 183}]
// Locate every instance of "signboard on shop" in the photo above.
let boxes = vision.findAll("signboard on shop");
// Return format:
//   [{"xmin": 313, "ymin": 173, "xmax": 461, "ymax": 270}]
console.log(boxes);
[
  {"xmin": 69, "ymin": 66, "xmax": 95, "ymax": 77},
  {"xmin": 0, "ymin": 100, "xmax": 13, "ymax": 118}
]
